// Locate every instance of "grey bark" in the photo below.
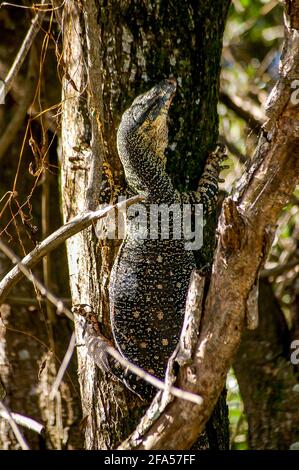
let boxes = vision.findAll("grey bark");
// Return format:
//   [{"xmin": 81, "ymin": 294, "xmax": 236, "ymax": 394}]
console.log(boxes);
[{"xmin": 234, "ymin": 280, "xmax": 299, "ymax": 449}]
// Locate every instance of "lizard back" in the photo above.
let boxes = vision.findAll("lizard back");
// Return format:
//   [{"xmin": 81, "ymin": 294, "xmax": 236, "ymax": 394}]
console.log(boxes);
[{"xmin": 109, "ymin": 79, "xmax": 225, "ymax": 398}]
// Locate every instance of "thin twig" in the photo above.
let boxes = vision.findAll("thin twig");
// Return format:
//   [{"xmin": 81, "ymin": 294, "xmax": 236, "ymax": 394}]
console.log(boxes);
[
  {"xmin": 49, "ymin": 332, "xmax": 76, "ymax": 400},
  {"xmin": 41, "ymin": 132, "xmax": 57, "ymax": 323},
  {"xmin": 0, "ymin": 409, "xmax": 44, "ymax": 435},
  {"xmin": 219, "ymin": 134, "xmax": 247, "ymax": 163},
  {"xmin": 0, "ymin": 401, "xmax": 30, "ymax": 450},
  {"xmin": 107, "ymin": 345, "xmax": 203, "ymax": 405},
  {"xmin": 0, "ymin": 48, "xmax": 38, "ymax": 161},
  {"xmin": 1, "ymin": 1, "xmax": 63, "ymax": 12},
  {"xmin": 5, "ymin": 296, "xmax": 71, "ymax": 306},
  {"xmin": 0, "ymin": 195, "xmax": 143, "ymax": 304},
  {"xmin": 260, "ymin": 258, "xmax": 299, "ymax": 278},
  {"xmin": 50, "ymin": 0, "xmax": 63, "ymax": 26},
  {"xmin": 85, "ymin": 330, "xmax": 203, "ymax": 405},
  {"xmin": 0, "ymin": 239, "xmax": 74, "ymax": 321},
  {"xmin": 219, "ymin": 90, "xmax": 263, "ymax": 133},
  {"xmin": 0, "ymin": 0, "xmax": 47, "ymax": 100}
]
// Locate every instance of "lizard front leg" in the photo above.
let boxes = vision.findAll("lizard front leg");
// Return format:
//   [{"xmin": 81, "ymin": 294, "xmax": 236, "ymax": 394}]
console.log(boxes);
[{"xmin": 180, "ymin": 144, "xmax": 228, "ymax": 216}]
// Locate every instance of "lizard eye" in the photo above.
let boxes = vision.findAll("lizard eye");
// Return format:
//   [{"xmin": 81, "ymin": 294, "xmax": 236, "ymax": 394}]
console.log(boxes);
[{"xmin": 132, "ymin": 104, "xmax": 144, "ymax": 123}]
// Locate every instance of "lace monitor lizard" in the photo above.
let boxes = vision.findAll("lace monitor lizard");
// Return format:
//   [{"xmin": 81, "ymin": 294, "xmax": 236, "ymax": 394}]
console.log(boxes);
[{"xmin": 107, "ymin": 78, "xmax": 227, "ymax": 399}]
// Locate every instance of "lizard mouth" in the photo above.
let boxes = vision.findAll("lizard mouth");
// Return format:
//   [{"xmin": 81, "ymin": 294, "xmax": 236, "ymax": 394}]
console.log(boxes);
[
  {"xmin": 132, "ymin": 78, "xmax": 177, "ymax": 124},
  {"xmin": 156, "ymin": 78, "xmax": 177, "ymax": 107},
  {"xmin": 157, "ymin": 78, "xmax": 177, "ymax": 114},
  {"xmin": 117, "ymin": 79, "xmax": 177, "ymax": 167}
]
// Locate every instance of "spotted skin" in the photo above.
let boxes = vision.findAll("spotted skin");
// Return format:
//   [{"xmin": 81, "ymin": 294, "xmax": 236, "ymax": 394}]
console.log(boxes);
[{"xmin": 109, "ymin": 79, "xmax": 227, "ymax": 398}]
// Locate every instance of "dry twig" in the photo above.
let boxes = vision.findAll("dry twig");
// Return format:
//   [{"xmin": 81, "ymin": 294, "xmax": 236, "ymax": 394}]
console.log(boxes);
[
  {"xmin": 49, "ymin": 332, "xmax": 76, "ymax": 400},
  {"xmin": 0, "ymin": 239, "xmax": 74, "ymax": 321},
  {"xmin": 0, "ymin": 0, "xmax": 47, "ymax": 100},
  {"xmin": 0, "ymin": 408, "xmax": 44, "ymax": 435},
  {"xmin": 0, "ymin": 195, "xmax": 143, "ymax": 304},
  {"xmin": 0, "ymin": 401, "xmax": 29, "ymax": 450},
  {"xmin": 0, "ymin": 49, "xmax": 38, "ymax": 161}
]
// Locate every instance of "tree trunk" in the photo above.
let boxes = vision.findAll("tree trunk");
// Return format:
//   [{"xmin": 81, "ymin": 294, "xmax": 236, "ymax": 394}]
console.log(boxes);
[
  {"xmin": 60, "ymin": 0, "xmax": 230, "ymax": 449},
  {"xmin": 234, "ymin": 278, "xmax": 299, "ymax": 449}
]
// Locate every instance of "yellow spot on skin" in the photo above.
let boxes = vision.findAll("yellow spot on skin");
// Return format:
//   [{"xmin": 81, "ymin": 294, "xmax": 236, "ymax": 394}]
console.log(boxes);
[
  {"xmin": 148, "ymin": 369, "xmax": 155, "ymax": 374},
  {"xmin": 157, "ymin": 255, "xmax": 163, "ymax": 262},
  {"xmin": 133, "ymin": 310, "xmax": 140, "ymax": 318},
  {"xmin": 157, "ymin": 312, "xmax": 164, "ymax": 320},
  {"xmin": 140, "ymin": 342, "xmax": 147, "ymax": 349},
  {"xmin": 154, "ymin": 355, "xmax": 159, "ymax": 360},
  {"xmin": 157, "ymin": 284, "xmax": 163, "ymax": 289},
  {"xmin": 162, "ymin": 338, "xmax": 169, "ymax": 346},
  {"xmin": 176, "ymin": 282, "xmax": 182, "ymax": 288}
]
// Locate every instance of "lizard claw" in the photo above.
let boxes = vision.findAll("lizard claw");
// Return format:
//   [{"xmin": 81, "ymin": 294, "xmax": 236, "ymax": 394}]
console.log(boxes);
[{"xmin": 206, "ymin": 144, "xmax": 228, "ymax": 168}]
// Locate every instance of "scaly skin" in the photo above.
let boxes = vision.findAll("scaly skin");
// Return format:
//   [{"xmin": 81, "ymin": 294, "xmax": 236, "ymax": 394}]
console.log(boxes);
[{"xmin": 109, "ymin": 79, "xmax": 227, "ymax": 398}]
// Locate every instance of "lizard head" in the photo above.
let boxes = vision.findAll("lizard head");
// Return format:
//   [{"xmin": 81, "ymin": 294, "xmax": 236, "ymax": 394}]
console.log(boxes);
[{"xmin": 117, "ymin": 78, "xmax": 177, "ymax": 166}]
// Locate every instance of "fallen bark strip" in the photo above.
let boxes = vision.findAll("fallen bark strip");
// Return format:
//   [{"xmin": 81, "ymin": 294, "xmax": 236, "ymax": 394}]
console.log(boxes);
[{"xmin": 119, "ymin": 1, "xmax": 299, "ymax": 450}]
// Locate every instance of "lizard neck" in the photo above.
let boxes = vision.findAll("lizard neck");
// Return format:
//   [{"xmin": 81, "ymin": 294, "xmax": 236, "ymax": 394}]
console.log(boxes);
[{"xmin": 118, "ymin": 131, "xmax": 175, "ymax": 204}]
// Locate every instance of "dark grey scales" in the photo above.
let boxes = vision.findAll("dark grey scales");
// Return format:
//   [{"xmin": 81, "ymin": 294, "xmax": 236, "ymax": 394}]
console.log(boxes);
[{"xmin": 109, "ymin": 79, "xmax": 227, "ymax": 398}]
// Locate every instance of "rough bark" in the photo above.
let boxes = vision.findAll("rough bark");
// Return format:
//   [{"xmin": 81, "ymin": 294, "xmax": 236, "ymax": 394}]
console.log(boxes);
[
  {"xmin": 60, "ymin": 0, "xmax": 230, "ymax": 449},
  {"xmin": 234, "ymin": 279, "xmax": 299, "ymax": 450},
  {"xmin": 233, "ymin": 2, "xmax": 299, "ymax": 446}
]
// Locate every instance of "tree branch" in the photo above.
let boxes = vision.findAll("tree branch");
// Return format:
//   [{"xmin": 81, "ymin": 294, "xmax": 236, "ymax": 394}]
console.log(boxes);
[
  {"xmin": 0, "ymin": 48, "xmax": 38, "ymax": 161},
  {"xmin": 0, "ymin": 0, "xmax": 47, "ymax": 100},
  {"xmin": 219, "ymin": 134, "xmax": 247, "ymax": 163},
  {"xmin": 0, "ymin": 195, "xmax": 143, "ymax": 304},
  {"xmin": 219, "ymin": 90, "xmax": 263, "ymax": 132},
  {"xmin": 0, "ymin": 402, "xmax": 29, "ymax": 450},
  {"xmin": 49, "ymin": 332, "xmax": 76, "ymax": 400},
  {"xmin": 83, "ymin": 326, "xmax": 203, "ymax": 405},
  {"xmin": 0, "ymin": 239, "xmax": 74, "ymax": 321},
  {"xmin": 0, "ymin": 408, "xmax": 44, "ymax": 436},
  {"xmin": 260, "ymin": 258, "xmax": 299, "ymax": 278}
]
